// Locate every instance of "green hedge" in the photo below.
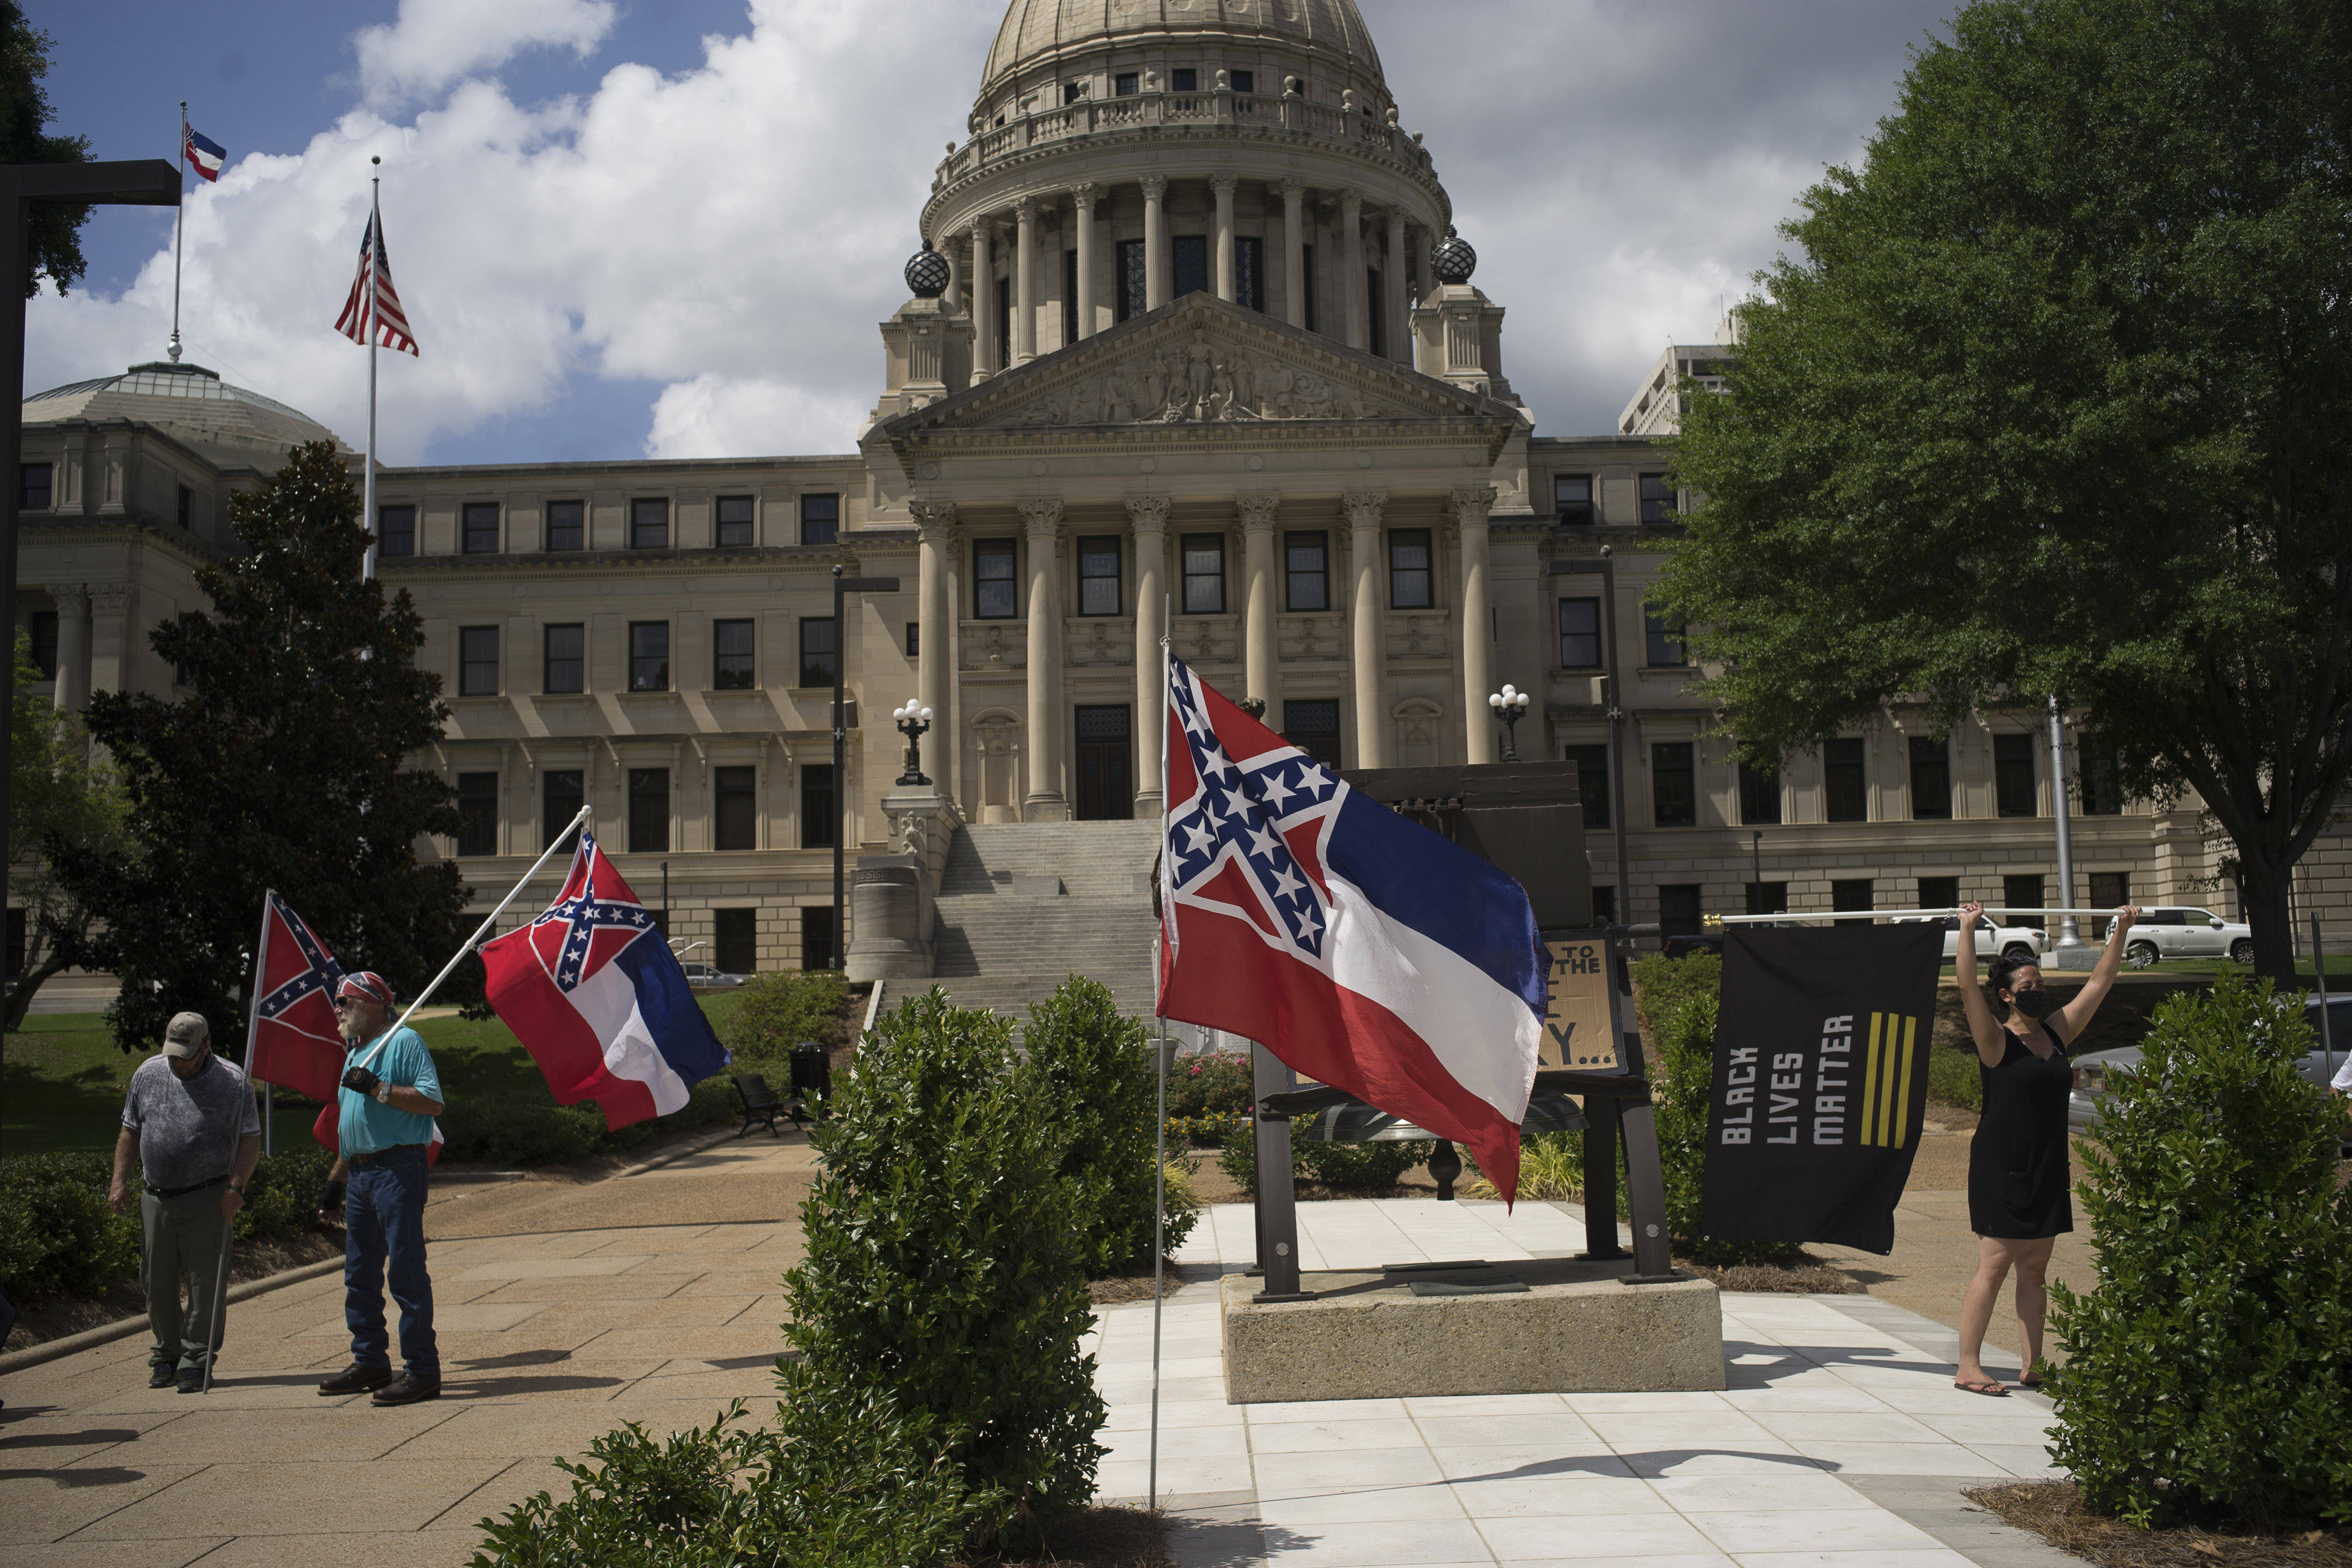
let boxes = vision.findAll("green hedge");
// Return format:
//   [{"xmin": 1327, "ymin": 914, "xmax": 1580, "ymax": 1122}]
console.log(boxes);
[{"xmin": 1216, "ymin": 1120, "xmax": 1433, "ymax": 1192}]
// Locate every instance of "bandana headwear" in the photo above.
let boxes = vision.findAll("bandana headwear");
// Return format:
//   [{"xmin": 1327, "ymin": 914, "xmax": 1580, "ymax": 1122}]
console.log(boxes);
[{"xmin": 338, "ymin": 971, "xmax": 395, "ymax": 1007}]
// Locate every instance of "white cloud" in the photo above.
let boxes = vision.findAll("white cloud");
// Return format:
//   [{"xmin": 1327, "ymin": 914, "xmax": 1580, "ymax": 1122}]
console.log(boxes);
[
  {"xmin": 355, "ymin": 0, "xmax": 618, "ymax": 106},
  {"xmin": 646, "ymin": 373, "xmax": 867, "ymax": 460}
]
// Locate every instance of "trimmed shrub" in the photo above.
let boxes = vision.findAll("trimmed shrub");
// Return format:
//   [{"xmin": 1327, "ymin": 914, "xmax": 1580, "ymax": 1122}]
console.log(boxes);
[
  {"xmin": 1629, "ymin": 950, "xmax": 1721, "ymax": 1040},
  {"xmin": 1021, "ymin": 976, "xmax": 1196, "ymax": 1273},
  {"xmin": 781, "ymin": 988, "xmax": 1103, "ymax": 1553},
  {"xmin": 1217, "ymin": 1120, "xmax": 1432, "ymax": 1192},
  {"xmin": 435, "ymin": 1097, "xmax": 607, "ymax": 1167},
  {"xmin": 1164, "ymin": 1049, "xmax": 1254, "ymax": 1119},
  {"xmin": 720, "ymin": 970, "xmax": 848, "ymax": 1059},
  {"xmin": 2044, "ymin": 976, "xmax": 2352, "ymax": 1530},
  {"xmin": 1466, "ymin": 1129, "xmax": 1592, "ymax": 1203},
  {"xmin": 232, "ymin": 1145, "xmax": 335, "ymax": 1242}
]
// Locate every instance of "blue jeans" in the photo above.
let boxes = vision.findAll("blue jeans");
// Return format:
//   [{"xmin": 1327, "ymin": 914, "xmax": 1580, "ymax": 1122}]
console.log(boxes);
[{"xmin": 344, "ymin": 1146, "xmax": 437, "ymax": 1377}]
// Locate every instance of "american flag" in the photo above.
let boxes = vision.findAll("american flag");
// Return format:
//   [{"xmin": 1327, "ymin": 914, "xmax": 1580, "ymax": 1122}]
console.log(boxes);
[{"xmin": 334, "ymin": 209, "xmax": 419, "ymax": 356}]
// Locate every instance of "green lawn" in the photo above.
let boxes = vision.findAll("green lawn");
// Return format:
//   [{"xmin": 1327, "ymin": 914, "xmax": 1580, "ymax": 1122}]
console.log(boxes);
[{"xmin": 3, "ymin": 990, "xmax": 752, "ymax": 1159}]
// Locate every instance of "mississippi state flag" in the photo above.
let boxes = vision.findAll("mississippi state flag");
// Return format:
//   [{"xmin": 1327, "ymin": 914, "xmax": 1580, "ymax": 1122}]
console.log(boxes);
[
  {"xmin": 247, "ymin": 891, "xmax": 348, "ymax": 1104},
  {"xmin": 480, "ymin": 832, "xmax": 730, "ymax": 1130},
  {"xmin": 1158, "ymin": 657, "xmax": 1548, "ymax": 1202},
  {"xmin": 185, "ymin": 127, "xmax": 226, "ymax": 183}
]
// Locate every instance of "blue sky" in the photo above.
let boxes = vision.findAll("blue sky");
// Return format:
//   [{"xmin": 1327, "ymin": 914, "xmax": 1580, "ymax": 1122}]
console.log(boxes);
[{"xmin": 30, "ymin": 1, "xmax": 1952, "ymax": 466}]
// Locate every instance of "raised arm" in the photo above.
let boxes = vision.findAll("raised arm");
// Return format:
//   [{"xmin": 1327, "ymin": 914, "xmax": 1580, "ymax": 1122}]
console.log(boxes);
[
  {"xmin": 1955, "ymin": 901, "xmax": 2006, "ymax": 1065},
  {"xmin": 2053, "ymin": 906, "xmax": 2140, "ymax": 1041}
]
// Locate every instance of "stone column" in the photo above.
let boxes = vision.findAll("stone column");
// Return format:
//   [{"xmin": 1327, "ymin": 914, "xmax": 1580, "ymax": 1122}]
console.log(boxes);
[
  {"xmin": 52, "ymin": 584, "xmax": 90, "ymax": 715},
  {"xmin": 970, "ymin": 218, "xmax": 996, "ymax": 375},
  {"xmin": 911, "ymin": 500, "xmax": 956, "ymax": 776},
  {"xmin": 1344, "ymin": 490, "xmax": 1389, "ymax": 768},
  {"xmin": 942, "ymin": 231, "xmax": 962, "ymax": 315},
  {"xmin": 1142, "ymin": 175, "xmax": 1168, "ymax": 310},
  {"xmin": 1128, "ymin": 495, "xmax": 1171, "ymax": 814},
  {"xmin": 1013, "ymin": 196, "xmax": 1037, "ymax": 365},
  {"xmin": 1020, "ymin": 497, "xmax": 1069, "ymax": 821},
  {"xmin": 1212, "ymin": 173, "xmax": 1238, "ymax": 302},
  {"xmin": 1072, "ymin": 183, "xmax": 1097, "ymax": 340},
  {"xmin": 1451, "ymin": 487, "xmax": 1499, "ymax": 765},
  {"xmin": 1384, "ymin": 209, "xmax": 1409, "ymax": 364},
  {"xmin": 1339, "ymin": 189, "xmax": 1366, "ymax": 351},
  {"xmin": 1280, "ymin": 179, "xmax": 1307, "ymax": 328},
  {"xmin": 1238, "ymin": 494, "xmax": 1280, "ymax": 713},
  {"xmin": 88, "ymin": 582, "xmax": 131, "ymax": 697}
]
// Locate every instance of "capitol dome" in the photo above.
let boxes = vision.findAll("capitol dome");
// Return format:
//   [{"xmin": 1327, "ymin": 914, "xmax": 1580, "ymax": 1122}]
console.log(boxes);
[
  {"xmin": 981, "ymin": 0, "xmax": 1384, "ymax": 101},
  {"xmin": 25, "ymin": 359, "xmax": 348, "ymax": 465}
]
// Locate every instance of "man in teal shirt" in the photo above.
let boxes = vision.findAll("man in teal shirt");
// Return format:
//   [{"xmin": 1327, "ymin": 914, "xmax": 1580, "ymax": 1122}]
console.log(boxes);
[{"xmin": 313, "ymin": 971, "xmax": 445, "ymax": 1406}]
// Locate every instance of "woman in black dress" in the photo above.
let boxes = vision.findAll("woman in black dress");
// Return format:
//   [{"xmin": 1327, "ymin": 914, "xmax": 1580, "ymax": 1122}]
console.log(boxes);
[{"xmin": 1951, "ymin": 899, "xmax": 2140, "ymax": 1396}]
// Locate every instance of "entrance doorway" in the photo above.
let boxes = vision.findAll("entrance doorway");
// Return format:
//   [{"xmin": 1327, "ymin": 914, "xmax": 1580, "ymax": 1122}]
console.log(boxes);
[{"xmin": 1074, "ymin": 705, "xmax": 1133, "ymax": 821}]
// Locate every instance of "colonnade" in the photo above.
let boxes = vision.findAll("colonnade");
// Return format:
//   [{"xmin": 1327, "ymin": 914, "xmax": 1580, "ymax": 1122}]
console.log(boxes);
[{"xmin": 906, "ymin": 486, "xmax": 1500, "ymax": 821}]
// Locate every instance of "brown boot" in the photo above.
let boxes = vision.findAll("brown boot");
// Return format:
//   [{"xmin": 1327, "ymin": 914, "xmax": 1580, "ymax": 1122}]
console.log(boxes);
[
  {"xmin": 318, "ymin": 1363, "xmax": 394, "ymax": 1396},
  {"xmin": 370, "ymin": 1371, "xmax": 442, "ymax": 1406}
]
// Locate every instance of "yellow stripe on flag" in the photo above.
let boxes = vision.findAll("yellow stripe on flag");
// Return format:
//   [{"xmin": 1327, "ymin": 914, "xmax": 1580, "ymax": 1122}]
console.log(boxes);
[
  {"xmin": 1877, "ymin": 1013, "xmax": 1901, "ymax": 1147},
  {"xmin": 1859, "ymin": 1013, "xmax": 1882, "ymax": 1146},
  {"xmin": 1893, "ymin": 1014, "xmax": 1919, "ymax": 1149}
]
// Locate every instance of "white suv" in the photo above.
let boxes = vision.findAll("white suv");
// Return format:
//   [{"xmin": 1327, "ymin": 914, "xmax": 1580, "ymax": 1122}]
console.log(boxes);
[
  {"xmin": 2123, "ymin": 906, "xmax": 2253, "ymax": 967},
  {"xmin": 1897, "ymin": 914, "xmax": 2047, "ymax": 965}
]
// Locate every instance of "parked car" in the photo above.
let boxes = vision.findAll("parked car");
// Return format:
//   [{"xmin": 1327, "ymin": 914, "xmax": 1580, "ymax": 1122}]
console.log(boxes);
[
  {"xmin": 679, "ymin": 962, "xmax": 745, "ymax": 987},
  {"xmin": 1661, "ymin": 932, "xmax": 1725, "ymax": 960},
  {"xmin": 2067, "ymin": 994, "xmax": 2352, "ymax": 1151},
  {"xmin": 2119, "ymin": 906, "xmax": 2255, "ymax": 967},
  {"xmin": 1894, "ymin": 914, "xmax": 2048, "ymax": 965}
]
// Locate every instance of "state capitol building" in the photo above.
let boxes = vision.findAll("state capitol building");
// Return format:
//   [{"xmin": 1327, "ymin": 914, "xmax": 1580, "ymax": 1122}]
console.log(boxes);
[{"xmin": 19, "ymin": 0, "xmax": 2343, "ymax": 983}]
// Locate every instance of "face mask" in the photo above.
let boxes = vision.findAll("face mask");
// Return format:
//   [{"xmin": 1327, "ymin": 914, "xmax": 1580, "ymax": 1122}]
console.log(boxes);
[{"xmin": 2010, "ymin": 988, "xmax": 2056, "ymax": 1019}]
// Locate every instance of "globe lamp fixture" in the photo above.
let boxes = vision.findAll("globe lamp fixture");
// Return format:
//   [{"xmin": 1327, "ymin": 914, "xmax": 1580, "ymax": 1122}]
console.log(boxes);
[
  {"xmin": 893, "ymin": 699, "xmax": 936, "ymax": 786},
  {"xmin": 1487, "ymin": 683, "xmax": 1530, "ymax": 761}
]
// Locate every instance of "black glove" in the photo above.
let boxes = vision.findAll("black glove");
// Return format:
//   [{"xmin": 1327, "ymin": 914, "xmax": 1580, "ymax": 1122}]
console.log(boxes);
[
  {"xmin": 340, "ymin": 1065, "xmax": 382, "ymax": 1097},
  {"xmin": 320, "ymin": 1178, "xmax": 346, "ymax": 1217}
]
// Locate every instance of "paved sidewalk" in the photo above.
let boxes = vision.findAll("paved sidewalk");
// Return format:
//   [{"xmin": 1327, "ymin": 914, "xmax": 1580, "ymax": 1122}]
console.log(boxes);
[{"xmin": 1097, "ymin": 1200, "xmax": 2075, "ymax": 1567}]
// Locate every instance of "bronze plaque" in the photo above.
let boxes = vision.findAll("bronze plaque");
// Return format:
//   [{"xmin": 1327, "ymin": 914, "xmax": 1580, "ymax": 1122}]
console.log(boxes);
[{"xmin": 1541, "ymin": 937, "xmax": 1619, "ymax": 1071}]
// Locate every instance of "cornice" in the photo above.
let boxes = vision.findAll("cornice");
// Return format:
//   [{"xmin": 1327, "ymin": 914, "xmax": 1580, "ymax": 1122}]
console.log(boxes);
[{"xmin": 23, "ymin": 518, "xmax": 226, "ymax": 568}]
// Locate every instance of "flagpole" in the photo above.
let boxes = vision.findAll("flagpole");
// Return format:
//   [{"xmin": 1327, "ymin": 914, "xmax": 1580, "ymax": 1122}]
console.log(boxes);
[
  {"xmin": 1149, "ymin": 601, "xmax": 1170, "ymax": 1514},
  {"xmin": 361, "ymin": 158, "xmax": 381, "ymax": 582},
  {"xmin": 243, "ymin": 890, "xmax": 271, "ymax": 1157},
  {"xmin": 204, "ymin": 897, "xmax": 275, "ymax": 1395},
  {"xmin": 169, "ymin": 101, "xmax": 186, "ymax": 363}
]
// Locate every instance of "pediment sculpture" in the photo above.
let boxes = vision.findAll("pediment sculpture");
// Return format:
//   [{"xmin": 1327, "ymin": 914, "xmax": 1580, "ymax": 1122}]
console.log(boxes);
[{"xmin": 997, "ymin": 326, "xmax": 1406, "ymax": 428}]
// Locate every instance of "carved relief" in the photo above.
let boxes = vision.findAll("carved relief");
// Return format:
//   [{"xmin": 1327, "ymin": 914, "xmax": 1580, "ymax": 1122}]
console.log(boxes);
[
  {"xmin": 1016, "ymin": 496, "xmax": 1064, "ymax": 534},
  {"xmin": 976, "ymin": 324, "xmax": 1404, "ymax": 428},
  {"xmin": 1124, "ymin": 495, "xmax": 1172, "ymax": 531},
  {"xmin": 1234, "ymin": 493, "xmax": 1279, "ymax": 532},
  {"xmin": 87, "ymin": 583, "xmax": 130, "ymax": 617},
  {"xmin": 1447, "ymin": 486, "xmax": 1499, "ymax": 527},
  {"xmin": 908, "ymin": 498, "xmax": 957, "ymax": 533},
  {"xmin": 1341, "ymin": 489, "xmax": 1387, "ymax": 529}
]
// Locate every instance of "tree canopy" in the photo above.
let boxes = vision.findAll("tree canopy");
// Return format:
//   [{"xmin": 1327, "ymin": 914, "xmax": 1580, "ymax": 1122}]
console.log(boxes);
[
  {"xmin": 0, "ymin": 0, "xmax": 94, "ymax": 297},
  {"xmin": 1658, "ymin": 0, "xmax": 2352, "ymax": 977},
  {"xmin": 6, "ymin": 631, "xmax": 129, "ymax": 1028},
  {"xmin": 54, "ymin": 442, "xmax": 477, "ymax": 1049}
]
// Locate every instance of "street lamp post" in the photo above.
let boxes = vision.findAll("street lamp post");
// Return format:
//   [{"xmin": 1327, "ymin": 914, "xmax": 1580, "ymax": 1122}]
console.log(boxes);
[
  {"xmin": 892, "ymin": 699, "xmax": 935, "ymax": 786},
  {"xmin": 1487, "ymin": 683, "xmax": 1529, "ymax": 762},
  {"xmin": 829, "ymin": 565, "xmax": 900, "ymax": 972}
]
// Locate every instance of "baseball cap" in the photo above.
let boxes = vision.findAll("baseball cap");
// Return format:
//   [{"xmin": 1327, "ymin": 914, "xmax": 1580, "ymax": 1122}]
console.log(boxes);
[{"xmin": 163, "ymin": 1012, "xmax": 210, "ymax": 1059}]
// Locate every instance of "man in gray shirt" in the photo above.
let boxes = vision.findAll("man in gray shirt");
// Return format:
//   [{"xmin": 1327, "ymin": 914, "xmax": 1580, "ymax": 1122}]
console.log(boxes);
[{"xmin": 110, "ymin": 1012, "xmax": 260, "ymax": 1393}]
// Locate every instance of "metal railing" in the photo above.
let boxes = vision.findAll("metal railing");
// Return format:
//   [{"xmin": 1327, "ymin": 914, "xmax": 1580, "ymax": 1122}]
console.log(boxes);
[{"xmin": 934, "ymin": 89, "xmax": 1431, "ymax": 191}]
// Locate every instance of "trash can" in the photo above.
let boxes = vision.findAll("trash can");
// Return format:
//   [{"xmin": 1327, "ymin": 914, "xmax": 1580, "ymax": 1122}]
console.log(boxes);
[{"xmin": 789, "ymin": 1041, "xmax": 832, "ymax": 1106}]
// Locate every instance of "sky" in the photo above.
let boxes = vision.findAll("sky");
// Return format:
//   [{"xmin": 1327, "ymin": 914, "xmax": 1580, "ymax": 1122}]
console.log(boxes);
[{"xmin": 29, "ymin": 0, "xmax": 1957, "ymax": 467}]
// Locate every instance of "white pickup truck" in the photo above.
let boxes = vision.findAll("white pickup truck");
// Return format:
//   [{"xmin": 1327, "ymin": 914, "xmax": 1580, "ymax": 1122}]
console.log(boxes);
[{"xmin": 1894, "ymin": 914, "xmax": 2048, "ymax": 965}]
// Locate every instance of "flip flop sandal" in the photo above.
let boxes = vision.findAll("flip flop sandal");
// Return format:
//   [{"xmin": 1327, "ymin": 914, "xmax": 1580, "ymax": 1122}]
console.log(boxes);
[{"xmin": 1954, "ymin": 1378, "xmax": 2011, "ymax": 1397}]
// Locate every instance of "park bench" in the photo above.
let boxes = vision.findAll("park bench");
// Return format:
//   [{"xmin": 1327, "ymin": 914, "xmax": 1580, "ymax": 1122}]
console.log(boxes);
[{"xmin": 732, "ymin": 1073, "xmax": 803, "ymax": 1138}]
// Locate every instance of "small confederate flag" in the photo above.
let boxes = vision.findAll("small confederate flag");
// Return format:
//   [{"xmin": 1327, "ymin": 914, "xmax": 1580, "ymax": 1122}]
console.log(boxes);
[
  {"xmin": 248, "ymin": 891, "xmax": 349, "ymax": 1104},
  {"xmin": 334, "ymin": 208, "xmax": 419, "ymax": 356}
]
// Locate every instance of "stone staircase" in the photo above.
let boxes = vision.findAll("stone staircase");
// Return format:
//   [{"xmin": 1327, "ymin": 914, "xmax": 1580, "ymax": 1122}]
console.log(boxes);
[{"xmin": 879, "ymin": 819, "xmax": 1161, "ymax": 1022}]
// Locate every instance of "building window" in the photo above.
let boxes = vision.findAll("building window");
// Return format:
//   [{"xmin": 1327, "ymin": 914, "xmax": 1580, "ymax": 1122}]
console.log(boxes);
[
  {"xmin": 716, "ymin": 494, "xmax": 754, "ymax": 548},
  {"xmin": 2078, "ymin": 733, "xmax": 2124, "ymax": 815},
  {"xmin": 630, "ymin": 497, "xmax": 669, "ymax": 549},
  {"xmin": 545, "ymin": 500, "xmax": 584, "ymax": 551},
  {"xmin": 802, "ymin": 764, "xmax": 835, "ymax": 849},
  {"xmin": 2004, "ymin": 873, "xmax": 2046, "ymax": 931},
  {"xmin": 2087, "ymin": 872, "xmax": 2130, "ymax": 937},
  {"xmin": 177, "ymin": 484, "xmax": 193, "ymax": 530},
  {"xmin": 28, "ymin": 611, "xmax": 57, "ymax": 678},
  {"xmin": 1639, "ymin": 473, "xmax": 1675, "ymax": 524},
  {"xmin": 1172, "ymin": 234, "xmax": 1208, "ymax": 299},
  {"xmin": 1388, "ymin": 529, "xmax": 1431, "ymax": 609},
  {"xmin": 1746, "ymin": 881, "xmax": 1789, "ymax": 915},
  {"xmin": 1283, "ymin": 699, "xmax": 1341, "ymax": 771},
  {"xmin": 543, "ymin": 624, "xmax": 584, "ymax": 694},
  {"xmin": 628, "ymin": 621, "xmax": 669, "ymax": 691},
  {"xmin": 1591, "ymin": 884, "xmax": 1617, "ymax": 923},
  {"xmin": 1366, "ymin": 267, "xmax": 1384, "ymax": 356},
  {"xmin": 456, "ymin": 772, "xmax": 498, "ymax": 857},
  {"xmin": 377, "ymin": 505, "xmax": 416, "ymax": 557},
  {"xmin": 457, "ymin": 626, "xmax": 499, "ymax": 696},
  {"xmin": 20, "ymin": 462, "xmax": 51, "ymax": 510},
  {"xmin": 1078, "ymin": 536, "xmax": 1122, "ymax": 615},
  {"xmin": 801, "ymin": 904, "xmax": 836, "ymax": 971},
  {"xmin": 800, "ymin": 493, "xmax": 839, "ymax": 546},
  {"xmin": 628, "ymin": 768, "xmax": 669, "ymax": 853},
  {"xmin": 1564, "ymin": 743, "xmax": 1609, "ymax": 830},
  {"xmin": 714, "ymin": 765, "xmax": 757, "ymax": 852},
  {"xmin": 1182, "ymin": 534, "xmax": 1225, "ymax": 614},
  {"xmin": 1659, "ymin": 884, "xmax": 1703, "ymax": 938},
  {"xmin": 905, "ymin": 622, "xmax": 919, "ymax": 657},
  {"xmin": 974, "ymin": 539, "xmax": 1018, "ymax": 619},
  {"xmin": 1908, "ymin": 736, "xmax": 1952, "ymax": 820},
  {"xmin": 1231, "ymin": 69, "xmax": 1255, "ymax": 93},
  {"xmin": 1300, "ymin": 242, "xmax": 1317, "ymax": 332},
  {"xmin": 1994, "ymin": 732, "xmax": 2036, "ymax": 817},
  {"xmin": 714, "ymin": 907, "xmax": 757, "ymax": 974},
  {"xmin": 1115, "ymin": 72, "xmax": 1139, "ymax": 96},
  {"xmin": 1824, "ymin": 738, "xmax": 1867, "ymax": 823},
  {"xmin": 1284, "ymin": 531, "xmax": 1328, "ymax": 612},
  {"xmin": 1172, "ymin": 67, "xmax": 1198, "ymax": 92},
  {"xmin": 461, "ymin": 502, "xmax": 500, "ymax": 554},
  {"xmin": 1738, "ymin": 760, "xmax": 1780, "ymax": 826},
  {"xmin": 1832, "ymin": 878, "xmax": 1875, "ymax": 914},
  {"xmin": 1553, "ymin": 474, "xmax": 1593, "ymax": 527},
  {"xmin": 1234, "ymin": 235, "xmax": 1264, "ymax": 312},
  {"xmin": 1063, "ymin": 248, "xmax": 1079, "ymax": 347},
  {"xmin": 1558, "ymin": 598, "xmax": 1600, "ymax": 668},
  {"xmin": 1643, "ymin": 606, "xmax": 1686, "ymax": 667},
  {"xmin": 1917, "ymin": 876, "xmax": 1960, "ymax": 914},
  {"xmin": 713, "ymin": 618, "xmax": 755, "ymax": 690},
  {"xmin": 799, "ymin": 617, "xmax": 837, "ymax": 688},
  {"xmin": 1117, "ymin": 238, "xmax": 1146, "ymax": 321},
  {"xmin": 1651, "ymin": 741, "xmax": 1696, "ymax": 827},
  {"xmin": 543, "ymin": 769, "xmax": 584, "ymax": 850}
]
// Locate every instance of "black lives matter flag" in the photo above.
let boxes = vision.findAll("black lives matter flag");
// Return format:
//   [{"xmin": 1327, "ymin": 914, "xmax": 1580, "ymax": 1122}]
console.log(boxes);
[{"xmin": 1701, "ymin": 923, "xmax": 1941, "ymax": 1254}]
